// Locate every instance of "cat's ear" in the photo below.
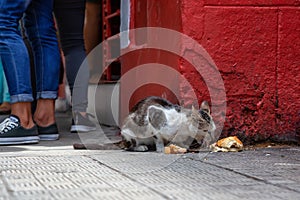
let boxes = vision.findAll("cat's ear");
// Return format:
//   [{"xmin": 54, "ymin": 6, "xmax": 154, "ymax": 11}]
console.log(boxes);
[
  {"xmin": 191, "ymin": 105, "xmax": 198, "ymax": 113},
  {"xmin": 200, "ymin": 101, "xmax": 210, "ymax": 114}
]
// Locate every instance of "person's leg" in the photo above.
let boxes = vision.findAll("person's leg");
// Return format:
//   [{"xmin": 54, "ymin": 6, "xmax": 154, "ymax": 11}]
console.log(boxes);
[
  {"xmin": 0, "ymin": 59, "xmax": 11, "ymax": 114},
  {"xmin": 23, "ymin": 0, "xmax": 60, "ymax": 140},
  {"xmin": 0, "ymin": 0, "xmax": 35, "ymax": 128},
  {"xmin": 55, "ymin": 53, "xmax": 70, "ymax": 113},
  {"xmin": 54, "ymin": 0, "xmax": 88, "ymax": 112},
  {"xmin": 0, "ymin": 57, "xmax": 11, "ymax": 103},
  {"xmin": 54, "ymin": 0, "xmax": 96, "ymax": 132},
  {"xmin": 84, "ymin": 0, "xmax": 102, "ymax": 55},
  {"xmin": 24, "ymin": 0, "xmax": 60, "ymax": 129},
  {"xmin": 20, "ymin": 18, "xmax": 37, "ymax": 114},
  {"xmin": 84, "ymin": 0, "xmax": 102, "ymax": 76},
  {"xmin": 0, "ymin": 0, "xmax": 39, "ymax": 145},
  {"xmin": 2, "ymin": 71, "xmax": 10, "ymax": 104},
  {"xmin": 0, "ymin": 58, "xmax": 5, "ymax": 103}
]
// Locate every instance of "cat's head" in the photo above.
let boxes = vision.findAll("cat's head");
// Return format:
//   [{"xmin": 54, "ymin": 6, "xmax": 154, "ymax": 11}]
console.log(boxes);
[{"xmin": 190, "ymin": 101, "xmax": 216, "ymax": 144}]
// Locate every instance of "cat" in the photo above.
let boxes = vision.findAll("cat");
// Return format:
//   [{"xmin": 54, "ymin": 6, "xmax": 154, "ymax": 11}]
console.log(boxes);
[{"xmin": 121, "ymin": 96, "xmax": 216, "ymax": 152}]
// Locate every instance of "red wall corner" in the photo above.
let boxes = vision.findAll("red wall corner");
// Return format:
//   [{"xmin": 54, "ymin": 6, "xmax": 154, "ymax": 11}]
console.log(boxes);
[
  {"xmin": 122, "ymin": 0, "xmax": 300, "ymax": 144},
  {"xmin": 181, "ymin": 0, "xmax": 300, "ymax": 143}
]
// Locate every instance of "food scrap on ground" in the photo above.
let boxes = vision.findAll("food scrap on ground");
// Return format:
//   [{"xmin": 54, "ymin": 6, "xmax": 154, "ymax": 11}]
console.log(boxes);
[
  {"xmin": 210, "ymin": 136, "xmax": 244, "ymax": 152},
  {"xmin": 164, "ymin": 144, "xmax": 187, "ymax": 154}
]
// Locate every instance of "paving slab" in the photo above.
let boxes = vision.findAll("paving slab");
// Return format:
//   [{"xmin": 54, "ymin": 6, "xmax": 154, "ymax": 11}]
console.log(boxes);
[{"xmin": 0, "ymin": 113, "xmax": 299, "ymax": 200}]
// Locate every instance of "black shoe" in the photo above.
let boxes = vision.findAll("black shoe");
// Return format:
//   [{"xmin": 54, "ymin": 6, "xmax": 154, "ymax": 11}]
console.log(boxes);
[
  {"xmin": 0, "ymin": 115, "xmax": 39, "ymax": 145},
  {"xmin": 37, "ymin": 123, "xmax": 59, "ymax": 141},
  {"xmin": 71, "ymin": 112, "xmax": 96, "ymax": 133}
]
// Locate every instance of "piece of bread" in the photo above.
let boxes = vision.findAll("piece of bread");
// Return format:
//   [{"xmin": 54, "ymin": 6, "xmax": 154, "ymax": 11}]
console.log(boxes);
[
  {"xmin": 217, "ymin": 136, "xmax": 243, "ymax": 149},
  {"xmin": 164, "ymin": 144, "xmax": 187, "ymax": 154},
  {"xmin": 210, "ymin": 136, "xmax": 243, "ymax": 152}
]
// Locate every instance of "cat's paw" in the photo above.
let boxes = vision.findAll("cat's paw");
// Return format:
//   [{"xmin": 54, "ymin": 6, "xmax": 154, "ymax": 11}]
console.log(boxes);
[
  {"xmin": 154, "ymin": 135, "xmax": 165, "ymax": 153},
  {"xmin": 155, "ymin": 145, "xmax": 165, "ymax": 153},
  {"xmin": 134, "ymin": 145, "xmax": 149, "ymax": 152}
]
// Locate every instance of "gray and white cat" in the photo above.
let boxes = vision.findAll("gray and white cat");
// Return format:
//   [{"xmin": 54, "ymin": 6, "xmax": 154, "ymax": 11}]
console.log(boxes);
[{"xmin": 121, "ymin": 96, "xmax": 216, "ymax": 152}]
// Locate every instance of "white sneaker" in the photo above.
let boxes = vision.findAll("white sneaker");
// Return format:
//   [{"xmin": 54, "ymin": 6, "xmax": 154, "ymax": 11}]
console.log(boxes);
[{"xmin": 70, "ymin": 112, "xmax": 97, "ymax": 133}]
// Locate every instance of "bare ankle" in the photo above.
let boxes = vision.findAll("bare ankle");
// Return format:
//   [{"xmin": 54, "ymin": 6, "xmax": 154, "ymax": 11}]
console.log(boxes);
[
  {"xmin": 34, "ymin": 99, "xmax": 56, "ymax": 127},
  {"xmin": 11, "ymin": 102, "xmax": 34, "ymax": 129}
]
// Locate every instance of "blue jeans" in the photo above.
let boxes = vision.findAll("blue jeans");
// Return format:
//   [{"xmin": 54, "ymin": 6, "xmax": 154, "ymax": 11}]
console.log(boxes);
[{"xmin": 0, "ymin": 0, "xmax": 60, "ymax": 104}]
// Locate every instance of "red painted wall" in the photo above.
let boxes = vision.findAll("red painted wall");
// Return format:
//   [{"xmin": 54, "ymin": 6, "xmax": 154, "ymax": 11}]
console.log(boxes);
[
  {"xmin": 120, "ymin": 0, "xmax": 182, "ymax": 121},
  {"xmin": 181, "ymin": 0, "xmax": 300, "ymax": 143},
  {"xmin": 123, "ymin": 0, "xmax": 300, "ymax": 143}
]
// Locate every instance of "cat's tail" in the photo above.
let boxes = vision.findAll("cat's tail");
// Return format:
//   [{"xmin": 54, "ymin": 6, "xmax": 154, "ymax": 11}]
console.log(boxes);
[{"xmin": 73, "ymin": 141, "xmax": 128, "ymax": 150}]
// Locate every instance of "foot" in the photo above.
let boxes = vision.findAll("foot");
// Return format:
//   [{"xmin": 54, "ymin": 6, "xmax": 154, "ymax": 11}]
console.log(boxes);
[
  {"xmin": 0, "ymin": 115, "xmax": 39, "ymax": 145},
  {"xmin": 11, "ymin": 102, "xmax": 35, "ymax": 129},
  {"xmin": 71, "ymin": 112, "xmax": 96, "ymax": 133},
  {"xmin": 33, "ymin": 99, "xmax": 56, "ymax": 127},
  {"xmin": 37, "ymin": 123, "xmax": 59, "ymax": 141}
]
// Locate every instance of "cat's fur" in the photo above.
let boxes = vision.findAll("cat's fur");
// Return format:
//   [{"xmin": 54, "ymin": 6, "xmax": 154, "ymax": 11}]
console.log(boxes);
[{"xmin": 121, "ymin": 96, "xmax": 216, "ymax": 152}]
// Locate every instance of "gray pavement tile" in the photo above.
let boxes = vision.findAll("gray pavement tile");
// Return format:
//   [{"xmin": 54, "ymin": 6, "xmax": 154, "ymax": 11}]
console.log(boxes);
[
  {"xmin": 68, "ymin": 178, "xmax": 112, "ymax": 189},
  {"xmin": 0, "ymin": 113, "xmax": 299, "ymax": 199},
  {"xmin": 152, "ymin": 187, "xmax": 212, "ymax": 200},
  {"xmin": 49, "ymin": 189, "xmax": 92, "ymax": 200},
  {"xmin": 120, "ymin": 187, "xmax": 171, "ymax": 200},
  {"xmin": 8, "ymin": 190, "xmax": 52, "ymax": 200},
  {"xmin": 83, "ymin": 187, "xmax": 143, "ymax": 200}
]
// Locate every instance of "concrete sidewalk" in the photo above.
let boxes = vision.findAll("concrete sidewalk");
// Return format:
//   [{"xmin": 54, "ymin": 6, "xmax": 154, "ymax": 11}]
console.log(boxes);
[{"xmin": 0, "ymin": 112, "xmax": 299, "ymax": 200}]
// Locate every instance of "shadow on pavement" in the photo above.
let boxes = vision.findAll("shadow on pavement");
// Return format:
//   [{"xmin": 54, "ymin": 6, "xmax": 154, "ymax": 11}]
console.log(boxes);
[{"xmin": 0, "ymin": 111, "xmax": 121, "ymax": 152}]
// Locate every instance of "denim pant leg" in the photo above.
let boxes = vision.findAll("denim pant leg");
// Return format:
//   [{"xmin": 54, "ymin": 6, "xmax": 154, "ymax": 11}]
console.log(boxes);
[
  {"xmin": 54, "ymin": 0, "xmax": 89, "ymax": 112},
  {"xmin": 0, "ymin": 0, "xmax": 34, "ymax": 103},
  {"xmin": 24, "ymin": 0, "xmax": 60, "ymax": 100}
]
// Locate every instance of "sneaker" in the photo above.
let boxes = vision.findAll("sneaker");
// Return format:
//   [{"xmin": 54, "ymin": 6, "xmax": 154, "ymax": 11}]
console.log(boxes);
[
  {"xmin": 0, "ymin": 115, "xmax": 39, "ymax": 145},
  {"xmin": 71, "ymin": 112, "xmax": 97, "ymax": 133},
  {"xmin": 37, "ymin": 123, "xmax": 59, "ymax": 141}
]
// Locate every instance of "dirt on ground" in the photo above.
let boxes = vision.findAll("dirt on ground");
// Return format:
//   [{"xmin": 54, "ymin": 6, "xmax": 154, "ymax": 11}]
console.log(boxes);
[{"xmin": 244, "ymin": 141, "xmax": 299, "ymax": 150}]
